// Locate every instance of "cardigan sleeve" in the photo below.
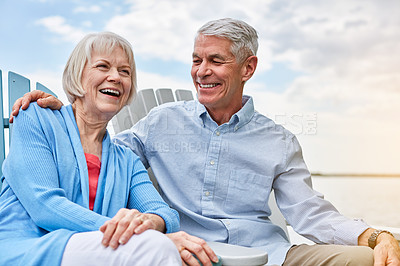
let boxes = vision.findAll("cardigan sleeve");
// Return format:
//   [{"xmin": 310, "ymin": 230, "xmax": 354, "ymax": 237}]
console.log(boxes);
[
  {"xmin": 125, "ymin": 156, "xmax": 180, "ymax": 233},
  {"xmin": 3, "ymin": 105, "xmax": 109, "ymax": 232}
]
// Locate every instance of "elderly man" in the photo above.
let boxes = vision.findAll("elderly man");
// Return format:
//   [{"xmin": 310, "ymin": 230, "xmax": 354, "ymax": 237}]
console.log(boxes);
[{"xmin": 11, "ymin": 18, "xmax": 400, "ymax": 266}]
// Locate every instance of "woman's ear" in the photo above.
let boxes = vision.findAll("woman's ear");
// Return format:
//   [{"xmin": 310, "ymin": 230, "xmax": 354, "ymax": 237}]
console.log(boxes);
[{"xmin": 241, "ymin": 56, "xmax": 258, "ymax": 82}]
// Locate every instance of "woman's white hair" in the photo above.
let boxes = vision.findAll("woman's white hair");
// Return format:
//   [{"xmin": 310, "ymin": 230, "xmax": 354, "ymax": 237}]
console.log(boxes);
[
  {"xmin": 62, "ymin": 31, "xmax": 137, "ymax": 104},
  {"xmin": 195, "ymin": 18, "xmax": 258, "ymax": 63}
]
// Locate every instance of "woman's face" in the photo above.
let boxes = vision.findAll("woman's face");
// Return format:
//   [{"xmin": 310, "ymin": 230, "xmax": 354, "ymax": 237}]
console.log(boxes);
[{"xmin": 78, "ymin": 46, "xmax": 132, "ymax": 120}]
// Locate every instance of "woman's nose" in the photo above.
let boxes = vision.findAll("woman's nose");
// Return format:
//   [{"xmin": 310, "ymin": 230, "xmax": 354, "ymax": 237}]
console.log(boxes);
[{"xmin": 107, "ymin": 68, "xmax": 121, "ymax": 83}]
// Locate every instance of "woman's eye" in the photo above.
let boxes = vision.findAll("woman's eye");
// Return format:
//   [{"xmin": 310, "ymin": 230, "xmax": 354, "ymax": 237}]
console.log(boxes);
[
  {"xmin": 97, "ymin": 64, "xmax": 108, "ymax": 69},
  {"xmin": 120, "ymin": 69, "xmax": 131, "ymax": 76}
]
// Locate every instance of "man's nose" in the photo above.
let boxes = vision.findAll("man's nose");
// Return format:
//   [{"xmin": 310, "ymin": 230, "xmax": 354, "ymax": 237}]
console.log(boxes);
[{"xmin": 197, "ymin": 62, "xmax": 212, "ymax": 77}]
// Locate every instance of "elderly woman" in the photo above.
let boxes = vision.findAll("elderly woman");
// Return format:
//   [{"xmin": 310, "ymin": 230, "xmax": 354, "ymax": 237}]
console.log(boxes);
[{"xmin": 0, "ymin": 32, "xmax": 181, "ymax": 265}]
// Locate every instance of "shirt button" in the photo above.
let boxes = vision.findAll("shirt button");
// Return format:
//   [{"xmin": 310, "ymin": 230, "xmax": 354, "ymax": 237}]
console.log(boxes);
[
  {"xmin": 216, "ymin": 131, "xmax": 220, "ymax": 136},
  {"xmin": 210, "ymin": 160, "xmax": 215, "ymax": 165},
  {"xmin": 226, "ymin": 221, "xmax": 231, "ymax": 226},
  {"xmin": 204, "ymin": 191, "xmax": 210, "ymax": 196}
]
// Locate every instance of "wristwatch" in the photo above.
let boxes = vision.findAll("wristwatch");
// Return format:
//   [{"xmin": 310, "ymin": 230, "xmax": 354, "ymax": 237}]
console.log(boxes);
[{"xmin": 368, "ymin": 229, "xmax": 394, "ymax": 249}]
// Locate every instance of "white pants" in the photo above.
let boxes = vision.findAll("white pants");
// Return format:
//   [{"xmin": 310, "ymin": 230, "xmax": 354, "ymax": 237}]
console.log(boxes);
[{"xmin": 61, "ymin": 230, "xmax": 181, "ymax": 266}]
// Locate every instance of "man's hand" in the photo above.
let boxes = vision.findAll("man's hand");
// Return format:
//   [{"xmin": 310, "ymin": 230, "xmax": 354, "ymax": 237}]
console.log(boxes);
[
  {"xmin": 167, "ymin": 231, "xmax": 219, "ymax": 266},
  {"xmin": 373, "ymin": 233, "xmax": 400, "ymax": 266},
  {"xmin": 99, "ymin": 208, "xmax": 165, "ymax": 250},
  {"xmin": 359, "ymin": 228, "xmax": 400, "ymax": 266},
  {"xmin": 10, "ymin": 90, "xmax": 63, "ymax": 123}
]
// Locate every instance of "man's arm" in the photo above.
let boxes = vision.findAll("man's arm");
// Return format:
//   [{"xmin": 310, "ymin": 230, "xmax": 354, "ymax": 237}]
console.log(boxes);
[
  {"xmin": 10, "ymin": 90, "xmax": 63, "ymax": 123},
  {"xmin": 359, "ymin": 228, "xmax": 400, "ymax": 266}
]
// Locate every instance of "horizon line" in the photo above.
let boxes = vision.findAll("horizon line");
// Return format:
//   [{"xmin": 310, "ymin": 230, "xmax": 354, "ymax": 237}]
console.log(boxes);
[{"xmin": 311, "ymin": 172, "xmax": 400, "ymax": 177}]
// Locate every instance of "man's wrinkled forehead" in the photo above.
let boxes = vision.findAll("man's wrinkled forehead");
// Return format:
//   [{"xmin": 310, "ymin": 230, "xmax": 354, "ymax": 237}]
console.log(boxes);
[{"xmin": 192, "ymin": 34, "xmax": 233, "ymax": 58}]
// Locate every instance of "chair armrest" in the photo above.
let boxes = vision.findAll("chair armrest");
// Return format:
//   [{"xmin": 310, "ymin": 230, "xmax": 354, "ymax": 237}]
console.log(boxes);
[{"xmin": 207, "ymin": 241, "xmax": 268, "ymax": 266}]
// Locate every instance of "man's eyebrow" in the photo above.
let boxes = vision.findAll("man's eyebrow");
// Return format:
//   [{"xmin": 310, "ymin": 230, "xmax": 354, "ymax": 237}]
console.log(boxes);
[
  {"xmin": 192, "ymin": 53, "xmax": 226, "ymax": 61},
  {"xmin": 209, "ymin": 53, "xmax": 226, "ymax": 60}
]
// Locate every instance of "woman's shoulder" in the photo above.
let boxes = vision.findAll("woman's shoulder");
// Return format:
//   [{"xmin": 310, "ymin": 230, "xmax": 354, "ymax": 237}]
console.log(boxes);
[
  {"xmin": 16, "ymin": 102, "xmax": 66, "ymax": 119},
  {"xmin": 14, "ymin": 103, "xmax": 71, "ymax": 134},
  {"xmin": 108, "ymin": 140, "xmax": 147, "ymax": 173}
]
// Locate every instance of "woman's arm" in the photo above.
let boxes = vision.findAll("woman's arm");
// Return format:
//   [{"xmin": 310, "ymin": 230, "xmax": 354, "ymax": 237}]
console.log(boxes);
[
  {"xmin": 4, "ymin": 105, "xmax": 109, "ymax": 232},
  {"xmin": 99, "ymin": 154, "xmax": 180, "ymax": 249},
  {"xmin": 126, "ymin": 156, "xmax": 179, "ymax": 232}
]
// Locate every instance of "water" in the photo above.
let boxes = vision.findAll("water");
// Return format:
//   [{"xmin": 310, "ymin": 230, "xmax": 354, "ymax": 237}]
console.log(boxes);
[{"xmin": 311, "ymin": 176, "xmax": 400, "ymax": 228}]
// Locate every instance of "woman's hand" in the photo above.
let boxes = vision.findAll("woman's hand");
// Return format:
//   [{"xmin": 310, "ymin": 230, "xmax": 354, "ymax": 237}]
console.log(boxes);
[
  {"xmin": 99, "ymin": 208, "xmax": 166, "ymax": 249},
  {"xmin": 10, "ymin": 90, "xmax": 63, "ymax": 123},
  {"xmin": 167, "ymin": 231, "xmax": 219, "ymax": 266}
]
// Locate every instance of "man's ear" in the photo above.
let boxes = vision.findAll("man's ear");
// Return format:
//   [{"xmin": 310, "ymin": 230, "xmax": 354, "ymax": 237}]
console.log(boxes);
[{"xmin": 241, "ymin": 56, "xmax": 258, "ymax": 82}]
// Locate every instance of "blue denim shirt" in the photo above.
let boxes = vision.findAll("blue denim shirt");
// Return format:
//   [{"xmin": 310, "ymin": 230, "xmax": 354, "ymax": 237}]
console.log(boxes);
[{"xmin": 114, "ymin": 96, "xmax": 369, "ymax": 265}]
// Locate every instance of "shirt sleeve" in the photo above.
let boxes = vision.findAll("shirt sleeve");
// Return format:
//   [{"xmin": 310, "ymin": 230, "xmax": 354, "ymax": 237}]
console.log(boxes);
[
  {"xmin": 273, "ymin": 133, "xmax": 369, "ymax": 245},
  {"xmin": 3, "ymin": 106, "xmax": 109, "ymax": 233}
]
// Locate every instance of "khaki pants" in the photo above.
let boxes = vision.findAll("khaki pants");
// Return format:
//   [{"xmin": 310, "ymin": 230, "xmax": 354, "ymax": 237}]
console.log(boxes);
[{"xmin": 282, "ymin": 244, "xmax": 374, "ymax": 266}]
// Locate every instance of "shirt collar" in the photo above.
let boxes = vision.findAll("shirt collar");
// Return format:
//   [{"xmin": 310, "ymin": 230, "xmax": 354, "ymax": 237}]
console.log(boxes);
[{"xmin": 196, "ymin": 95, "xmax": 255, "ymax": 130}]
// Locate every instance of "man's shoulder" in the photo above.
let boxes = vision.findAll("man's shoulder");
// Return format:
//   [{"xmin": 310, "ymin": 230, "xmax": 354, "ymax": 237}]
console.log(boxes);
[
  {"xmin": 147, "ymin": 100, "xmax": 198, "ymax": 118},
  {"xmin": 251, "ymin": 111, "xmax": 296, "ymax": 141},
  {"xmin": 154, "ymin": 99, "xmax": 197, "ymax": 110}
]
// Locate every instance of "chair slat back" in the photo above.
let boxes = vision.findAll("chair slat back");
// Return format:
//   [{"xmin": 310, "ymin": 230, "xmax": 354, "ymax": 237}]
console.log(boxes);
[
  {"xmin": 0, "ymin": 70, "xmax": 5, "ymax": 173},
  {"xmin": 1, "ymin": 70, "xmax": 57, "ymax": 187},
  {"xmin": 175, "ymin": 89, "xmax": 194, "ymax": 101},
  {"xmin": 112, "ymin": 88, "xmax": 195, "ymax": 135},
  {"xmin": 8, "ymin": 72, "xmax": 31, "ymax": 141},
  {"xmin": 8, "ymin": 72, "xmax": 31, "ymax": 117},
  {"xmin": 111, "ymin": 105, "xmax": 134, "ymax": 133},
  {"xmin": 155, "ymin": 88, "xmax": 175, "ymax": 104},
  {"xmin": 130, "ymin": 89, "xmax": 156, "ymax": 123},
  {"xmin": 36, "ymin": 82, "xmax": 58, "ymax": 97}
]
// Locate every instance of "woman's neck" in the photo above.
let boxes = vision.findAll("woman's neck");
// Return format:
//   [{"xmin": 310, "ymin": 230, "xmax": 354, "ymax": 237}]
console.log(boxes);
[{"xmin": 72, "ymin": 103, "xmax": 108, "ymax": 159}]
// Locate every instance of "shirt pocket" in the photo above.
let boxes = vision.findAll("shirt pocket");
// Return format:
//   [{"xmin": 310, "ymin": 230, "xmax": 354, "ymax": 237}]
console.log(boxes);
[{"xmin": 224, "ymin": 169, "xmax": 272, "ymax": 214}]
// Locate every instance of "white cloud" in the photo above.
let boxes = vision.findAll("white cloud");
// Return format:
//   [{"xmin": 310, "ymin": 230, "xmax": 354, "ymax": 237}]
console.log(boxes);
[
  {"xmin": 30, "ymin": 0, "xmax": 400, "ymax": 173},
  {"xmin": 35, "ymin": 16, "xmax": 87, "ymax": 43},
  {"xmin": 104, "ymin": 0, "xmax": 276, "ymax": 64},
  {"xmin": 105, "ymin": 1, "xmax": 200, "ymax": 63},
  {"xmin": 73, "ymin": 5, "xmax": 101, "ymax": 14}
]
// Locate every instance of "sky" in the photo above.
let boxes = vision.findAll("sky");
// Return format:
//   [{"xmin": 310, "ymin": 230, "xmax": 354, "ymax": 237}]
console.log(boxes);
[{"xmin": 0, "ymin": 0, "xmax": 399, "ymax": 174}]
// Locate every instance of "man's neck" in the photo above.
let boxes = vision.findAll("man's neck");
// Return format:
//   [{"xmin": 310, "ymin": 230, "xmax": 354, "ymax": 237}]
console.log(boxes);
[{"xmin": 206, "ymin": 102, "xmax": 243, "ymax": 125}]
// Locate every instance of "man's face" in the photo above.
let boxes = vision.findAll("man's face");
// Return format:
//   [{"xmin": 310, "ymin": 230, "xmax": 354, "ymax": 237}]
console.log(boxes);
[{"xmin": 191, "ymin": 34, "xmax": 245, "ymax": 113}]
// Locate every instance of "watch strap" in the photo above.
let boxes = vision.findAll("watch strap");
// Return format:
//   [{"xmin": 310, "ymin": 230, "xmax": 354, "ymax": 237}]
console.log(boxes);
[{"xmin": 368, "ymin": 229, "xmax": 394, "ymax": 249}]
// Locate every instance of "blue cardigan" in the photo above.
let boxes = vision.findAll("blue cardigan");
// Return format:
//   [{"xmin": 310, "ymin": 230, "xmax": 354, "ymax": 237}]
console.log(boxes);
[{"xmin": 0, "ymin": 104, "xmax": 179, "ymax": 265}]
